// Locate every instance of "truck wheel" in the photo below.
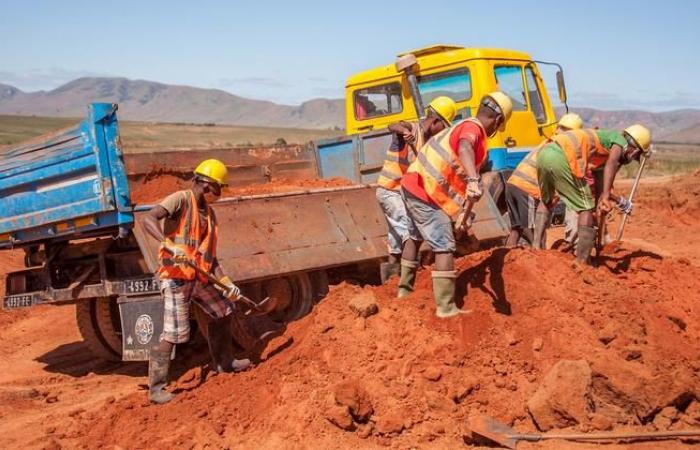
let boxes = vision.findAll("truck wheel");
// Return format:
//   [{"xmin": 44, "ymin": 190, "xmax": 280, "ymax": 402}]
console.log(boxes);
[
  {"xmin": 76, "ymin": 297, "xmax": 123, "ymax": 362},
  {"xmin": 263, "ymin": 273, "xmax": 314, "ymax": 323}
]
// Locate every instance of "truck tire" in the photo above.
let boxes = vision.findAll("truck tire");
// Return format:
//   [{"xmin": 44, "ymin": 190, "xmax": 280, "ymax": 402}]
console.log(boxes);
[
  {"xmin": 76, "ymin": 297, "xmax": 123, "ymax": 362},
  {"xmin": 263, "ymin": 273, "xmax": 314, "ymax": 323}
]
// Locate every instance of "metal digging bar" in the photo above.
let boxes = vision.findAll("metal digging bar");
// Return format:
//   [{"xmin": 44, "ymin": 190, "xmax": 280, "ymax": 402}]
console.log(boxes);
[
  {"xmin": 469, "ymin": 415, "xmax": 700, "ymax": 449},
  {"xmin": 616, "ymin": 148, "xmax": 652, "ymax": 241}
]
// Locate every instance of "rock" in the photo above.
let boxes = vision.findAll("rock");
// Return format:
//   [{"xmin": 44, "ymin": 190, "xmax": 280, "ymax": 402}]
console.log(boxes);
[
  {"xmin": 325, "ymin": 403, "xmax": 355, "ymax": 431},
  {"xmin": 653, "ymin": 406, "xmax": 679, "ymax": 430},
  {"xmin": 333, "ymin": 381, "xmax": 373, "ymax": 422},
  {"xmin": 422, "ymin": 367, "xmax": 442, "ymax": 381},
  {"xmin": 505, "ymin": 332, "xmax": 519, "ymax": 346},
  {"xmin": 375, "ymin": 414, "xmax": 405, "ymax": 435},
  {"xmin": 597, "ymin": 323, "xmax": 618, "ymax": 345},
  {"xmin": 527, "ymin": 360, "xmax": 593, "ymax": 431},
  {"xmin": 494, "ymin": 378, "xmax": 506, "ymax": 389},
  {"xmin": 424, "ymin": 391, "xmax": 456, "ymax": 413},
  {"xmin": 357, "ymin": 422, "xmax": 374, "ymax": 438},
  {"xmin": 532, "ymin": 338, "xmax": 543, "ymax": 352},
  {"xmin": 348, "ymin": 291, "xmax": 379, "ymax": 318},
  {"xmin": 589, "ymin": 413, "xmax": 613, "ymax": 431},
  {"xmin": 451, "ymin": 379, "xmax": 479, "ymax": 404}
]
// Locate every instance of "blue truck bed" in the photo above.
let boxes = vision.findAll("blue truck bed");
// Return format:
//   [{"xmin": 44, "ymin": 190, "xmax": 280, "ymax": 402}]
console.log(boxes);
[{"xmin": 0, "ymin": 103, "xmax": 133, "ymax": 249}]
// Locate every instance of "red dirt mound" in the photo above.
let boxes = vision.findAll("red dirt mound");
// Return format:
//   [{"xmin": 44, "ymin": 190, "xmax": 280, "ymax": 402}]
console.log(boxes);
[
  {"xmin": 129, "ymin": 174, "xmax": 352, "ymax": 204},
  {"xmin": 64, "ymin": 245, "xmax": 700, "ymax": 448}
]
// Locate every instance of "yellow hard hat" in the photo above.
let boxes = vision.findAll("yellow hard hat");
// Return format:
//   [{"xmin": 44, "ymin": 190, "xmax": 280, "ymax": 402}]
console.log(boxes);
[
  {"xmin": 194, "ymin": 159, "xmax": 228, "ymax": 186},
  {"xmin": 623, "ymin": 124, "xmax": 652, "ymax": 152},
  {"xmin": 426, "ymin": 96, "xmax": 457, "ymax": 126},
  {"xmin": 484, "ymin": 92, "xmax": 513, "ymax": 131},
  {"xmin": 558, "ymin": 113, "xmax": 583, "ymax": 130}
]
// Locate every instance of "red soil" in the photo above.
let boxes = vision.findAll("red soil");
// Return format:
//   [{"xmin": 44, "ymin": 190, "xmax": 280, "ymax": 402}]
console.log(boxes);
[
  {"xmin": 128, "ymin": 174, "xmax": 353, "ymax": 204},
  {"xmin": 0, "ymin": 173, "xmax": 699, "ymax": 449}
]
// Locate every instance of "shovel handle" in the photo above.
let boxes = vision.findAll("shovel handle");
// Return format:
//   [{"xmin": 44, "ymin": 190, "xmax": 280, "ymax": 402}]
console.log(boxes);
[
  {"xmin": 616, "ymin": 153, "xmax": 648, "ymax": 241},
  {"xmin": 515, "ymin": 428, "xmax": 700, "ymax": 442}
]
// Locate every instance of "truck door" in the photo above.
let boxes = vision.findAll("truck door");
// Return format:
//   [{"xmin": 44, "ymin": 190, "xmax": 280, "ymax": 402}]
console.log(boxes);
[{"xmin": 492, "ymin": 63, "xmax": 548, "ymax": 153}]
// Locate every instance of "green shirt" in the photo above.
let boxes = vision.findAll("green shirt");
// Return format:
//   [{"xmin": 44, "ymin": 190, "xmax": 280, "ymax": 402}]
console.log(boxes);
[{"xmin": 596, "ymin": 129, "xmax": 627, "ymax": 150}]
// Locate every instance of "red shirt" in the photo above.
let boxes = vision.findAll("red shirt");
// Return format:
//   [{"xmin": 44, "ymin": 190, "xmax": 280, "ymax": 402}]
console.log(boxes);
[{"xmin": 401, "ymin": 120, "xmax": 488, "ymax": 204}]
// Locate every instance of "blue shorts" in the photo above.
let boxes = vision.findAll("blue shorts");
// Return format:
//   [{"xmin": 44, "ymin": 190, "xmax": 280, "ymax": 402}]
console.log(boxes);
[
  {"xmin": 376, "ymin": 187, "xmax": 411, "ymax": 254},
  {"xmin": 401, "ymin": 188, "xmax": 456, "ymax": 253}
]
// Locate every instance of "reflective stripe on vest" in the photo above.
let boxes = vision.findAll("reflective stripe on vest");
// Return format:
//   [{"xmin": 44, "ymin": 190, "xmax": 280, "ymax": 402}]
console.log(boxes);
[
  {"xmin": 551, "ymin": 129, "xmax": 609, "ymax": 178},
  {"xmin": 157, "ymin": 190, "xmax": 218, "ymax": 282},
  {"xmin": 507, "ymin": 147, "xmax": 542, "ymax": 199},
  {"xmin": 405, "ymin": 118, "xmax": 486, "ymax": 219},
  {"xmin": 377, "ymin": 121, "xmax": 424, "ymax": 190}
]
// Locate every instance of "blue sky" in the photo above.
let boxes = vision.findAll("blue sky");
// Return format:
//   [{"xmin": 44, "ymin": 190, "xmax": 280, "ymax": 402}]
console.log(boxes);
[{"xmin": 1, "ymin": 0, "xmax": 698, "ymax": 111}]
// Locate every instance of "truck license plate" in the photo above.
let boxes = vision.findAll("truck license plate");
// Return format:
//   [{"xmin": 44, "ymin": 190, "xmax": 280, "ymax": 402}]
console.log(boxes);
[
  {"xmin": 125, "ymin": 278, "xmax": 159, "ymax": 294},
  {"xmin": 3, "ymin": 294, "xmax": 33, "ymax": 309}
]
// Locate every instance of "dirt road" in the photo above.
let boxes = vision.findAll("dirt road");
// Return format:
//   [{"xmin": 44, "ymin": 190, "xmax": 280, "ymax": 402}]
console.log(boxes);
[{"xmin": 0, "ymin": 172, "xmax": 698, "ymax": 449}]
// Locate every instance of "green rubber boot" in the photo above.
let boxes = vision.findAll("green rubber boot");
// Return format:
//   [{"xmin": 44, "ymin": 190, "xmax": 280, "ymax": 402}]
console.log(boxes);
[
  {"xmin": 432, "ymin": 270, "xmax": 467, "ymax": 318},
  {"xmin": 575, "ymin": 225, "xmax": 596, "ymax": 265},
  {"xmin": 379, "ymin": 262, "xmax": 401, "ymax": 284},
  {"xmin": 397, "ymin": 259, "xmax": 419, "ymax": 298},
  {"xmin": 148, "ymin": 348, "xmax": 175, "ymax": 405}
]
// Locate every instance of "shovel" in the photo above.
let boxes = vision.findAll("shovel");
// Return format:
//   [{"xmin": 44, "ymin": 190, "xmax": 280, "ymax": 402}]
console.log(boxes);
[
  {"xmin": 177, "ymin": 259, "xmax": 277, "ymax": 316},
  {"xmin": 616, "ymin": 149, "xmax": 651, "ymax": 241},
  {"xmin": 469, "ymin": 415, "xmax": 700, "ymax": 449}
]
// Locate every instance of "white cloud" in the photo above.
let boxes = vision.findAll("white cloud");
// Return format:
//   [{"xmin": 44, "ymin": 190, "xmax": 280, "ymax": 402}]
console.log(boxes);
[{"xmin": 0, "ymin": 68, "xmax": 110, "ymax": 92}]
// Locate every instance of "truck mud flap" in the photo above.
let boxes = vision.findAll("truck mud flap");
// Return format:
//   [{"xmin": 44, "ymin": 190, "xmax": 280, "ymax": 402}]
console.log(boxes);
[
  {"xmin": 118, "ymin": 295, "xmax": 164, "ymax": 361},
  {"xmin": 133, "ymin": 185, "xmax": 388, "ymax": 284}
]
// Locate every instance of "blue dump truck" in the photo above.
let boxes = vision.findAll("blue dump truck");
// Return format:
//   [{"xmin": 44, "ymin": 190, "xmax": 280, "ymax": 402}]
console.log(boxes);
[{"xmin": 0, "ymin": 103, "xmax": 509, "ymax": 362}]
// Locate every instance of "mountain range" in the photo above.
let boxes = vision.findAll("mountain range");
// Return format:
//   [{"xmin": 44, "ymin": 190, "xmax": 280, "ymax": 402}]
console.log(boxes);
[{"xmin": 1, "ymin": 77, "xmax": 699, "ymax": 142}]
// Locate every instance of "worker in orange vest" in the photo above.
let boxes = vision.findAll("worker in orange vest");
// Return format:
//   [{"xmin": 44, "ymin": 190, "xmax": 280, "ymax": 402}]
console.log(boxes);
[
  {"xmin": 398, "ymin": 92, "xmax": 513, "ymax": 318},
  {"xmin": 141, "ymin": 159, "xmax": 250, "ymax": 404},
  {"xmin": 534, "ymin": 125, "xmax": 652, "ymax": 263},
  {"xmin": 376, "ymin": 96, "xmax": 457, "ymax": 283},
  {"xmin": 505, "ymin": 113, "xmax": 583, "ymax": 247}
]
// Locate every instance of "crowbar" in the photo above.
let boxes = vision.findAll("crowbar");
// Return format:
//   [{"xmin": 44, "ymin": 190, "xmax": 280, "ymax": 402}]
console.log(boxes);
[
  {"xmin": 176, "ymin": 258, "xmax": 275, "ymax": 315},
  {"xmin": 469, "ymin": 415, "xmax": 700, "ymax": 449},
  {"xmin": 616, "ymin": 149, "xmax": 651, "ymax": 241}
]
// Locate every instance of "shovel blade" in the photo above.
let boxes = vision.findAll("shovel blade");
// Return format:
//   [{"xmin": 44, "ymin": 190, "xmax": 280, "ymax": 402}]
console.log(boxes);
[{"xmin": 469, "ymin": 415, "xmax": 520, "ymax": 449}]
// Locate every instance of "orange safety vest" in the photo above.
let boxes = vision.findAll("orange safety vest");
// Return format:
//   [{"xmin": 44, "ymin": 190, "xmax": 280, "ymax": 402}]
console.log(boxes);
[
  {"xmin": 507, "ymin": 146, "xmax": 543, "ymax": 199},
  {"xmin": 157, "ymin": 190, "xmax": 218, "ymax": 282},
  {"xmin": 551, "ymin": 129, "xmax": 609, "ymax": 178},
  {"xmin": 377, "ymin": 121, "xmax": 424, "ymax": 190},
  {"xmin": 405, "ymin": 118, "xmax": 486, "ymax": 220}
]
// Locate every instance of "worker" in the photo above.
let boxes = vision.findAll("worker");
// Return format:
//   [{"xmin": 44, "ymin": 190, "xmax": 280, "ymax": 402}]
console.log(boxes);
[
  {"xmin": 505, "ymin": 113, "xmax": 583, "ymax": 247},
  {"xmin": 398, "ymin": 92, "xmax": 513, "ymax": 318},
  {"xmin": 376, "ymin": 96, "xmax": 457, "ymax": 283},
  {"xmin": 534, "ymin": 124, "xmax": 652, "ymax": 263},
  {"xmin": 141, "ymin": 159, "xmax": 250, "ymax": 404}
]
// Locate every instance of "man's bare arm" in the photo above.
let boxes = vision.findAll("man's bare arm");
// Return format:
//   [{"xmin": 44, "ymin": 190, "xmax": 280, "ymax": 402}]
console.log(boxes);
[
  {"xmin": 600, "ymin": 144, "xmax": 623, "ymax": 211},
  {"xmin": 457, "ymin": 138, "xmax": 478, "ymax": 180},
  {"xmin": 142, "ymin": 206, "xmax": 168, "ymax": 243}
]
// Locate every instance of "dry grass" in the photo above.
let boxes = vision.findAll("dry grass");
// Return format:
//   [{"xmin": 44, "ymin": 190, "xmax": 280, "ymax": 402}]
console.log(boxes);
[{"xmin": 0, "ymin": 114, "xmax": 339, "ymax": 151}]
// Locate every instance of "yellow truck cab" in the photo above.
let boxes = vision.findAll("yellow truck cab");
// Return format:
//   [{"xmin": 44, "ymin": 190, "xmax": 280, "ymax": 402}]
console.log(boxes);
[{"xmin": 344, "ymin": 45, "xmax": 565, "ymax": 172}]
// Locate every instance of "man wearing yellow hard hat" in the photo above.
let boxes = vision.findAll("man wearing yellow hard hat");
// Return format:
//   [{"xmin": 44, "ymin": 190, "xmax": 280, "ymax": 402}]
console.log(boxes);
[
  {"xmin": 141, "ymin": 159, "xmax": 250, "ymax": 404},
  {"xmin": 398, "ymin": 92, "xmax": 513, "ymax": 318},
  {"xmin": 376, "ymin": 96, "xmax": 457, "ymax": 283},
  {"xmin": 535, "ymin": 124, "xmax": 652, "ymax": 263},
  {"xmin": 505, "ymin": 113, "xmax": 583, "ymax": 247}
]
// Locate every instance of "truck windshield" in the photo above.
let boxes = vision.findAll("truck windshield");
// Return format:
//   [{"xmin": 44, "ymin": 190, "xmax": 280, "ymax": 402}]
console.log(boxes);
[
  {"xmin": 494, "ymin": 65, "xmax": 527, "ymax": 111},
  {"xmin": 417, "ymin": 68, "xmax": 472, "ymax": 105}
]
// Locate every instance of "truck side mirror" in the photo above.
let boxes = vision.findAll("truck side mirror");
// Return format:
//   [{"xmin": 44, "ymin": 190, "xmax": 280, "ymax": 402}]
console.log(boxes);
[{"xmin": 556, "ymin": 70, "xmax": 567, "ymax": 104}]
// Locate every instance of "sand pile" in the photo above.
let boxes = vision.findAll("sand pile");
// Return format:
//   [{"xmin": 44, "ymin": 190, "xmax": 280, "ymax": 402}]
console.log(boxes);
[{"xmin": 63, "ymin": 244, "xmax": 700, "ymax": 448}]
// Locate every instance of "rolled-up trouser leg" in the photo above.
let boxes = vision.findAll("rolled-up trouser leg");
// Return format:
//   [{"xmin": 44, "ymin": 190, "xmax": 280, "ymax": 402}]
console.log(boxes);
[{"xmin": 397, "ymin": 258, "xmax": 419, "ymax": 298}]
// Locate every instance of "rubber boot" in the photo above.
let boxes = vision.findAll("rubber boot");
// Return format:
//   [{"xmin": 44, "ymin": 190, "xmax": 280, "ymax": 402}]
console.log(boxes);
[
  {"xmin": 148, "ymin": 348, "xmax": 175, "ymax": 405},
  {"xmin": 207, "ymin": 316, "xmax": 251, "ymax": 373},
  {"xmin": 379, "ymin": 262, "xmax": 401, "ymax": 284},
  {"xmin": 532, "ymin": 211, "xmax": 551, "ymax": 250},
  {"xmin": 397, "ymin": 259, "xmax": 419, "ymax": 298},
  {"xmin": 575, "ymin": 225, "xmax": 596, "ymax": 265},
  {"xmin": 432, "ymin": 270, "xmax": 467, "ymax": 319}
]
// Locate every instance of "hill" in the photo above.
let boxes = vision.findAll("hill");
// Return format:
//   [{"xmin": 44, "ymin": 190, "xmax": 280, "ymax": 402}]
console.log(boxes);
[{"xmin": 0, "ymin": 78, "xmax": 345, "ymax": 129}]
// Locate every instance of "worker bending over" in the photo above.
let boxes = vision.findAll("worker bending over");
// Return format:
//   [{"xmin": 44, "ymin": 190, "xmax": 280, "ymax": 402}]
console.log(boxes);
[
  {"xmin": 376, "ymin": 96, "xmax": 457, "ymax": 283},
  {"xmin": 398, "ymin": 92, "xmax": 513, "ymax": 318},
  {"xmin": 534, "ymin": 125, "xmax": 652, "ymax": 263},
  {"xmin": 505, "ymin": 113, "xmax": 583, "ymax": 247},
  {"xmin": 142, "ymin": 159, "xmax": 250, "ymax": 404}
]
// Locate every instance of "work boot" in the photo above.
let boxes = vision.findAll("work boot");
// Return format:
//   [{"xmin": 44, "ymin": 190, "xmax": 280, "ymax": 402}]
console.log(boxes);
[
  {"xmin": 207, "ymin": 316, "xmax": 251, "ymax": 373},
  {"xmin": 397, "ymin": 259, "xmax": 419, "ymax": 298},
  {"xmin": 432, "ymin": 270, "xmax": 467, "ymax": 319},
  {"xmin": 532, "ymin": 211, "xmax": 551, "ymax": 250},
  {"xmin": 379, "ymin": 262, "xmax": 401, "ymax": 284},
  {"xmin": 148, "ymin": 348, "xmax": 175, "ymax": 405},
  {"xmin": 575, "ymin": 225, "xmax": 596, "ymax": 265}
]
